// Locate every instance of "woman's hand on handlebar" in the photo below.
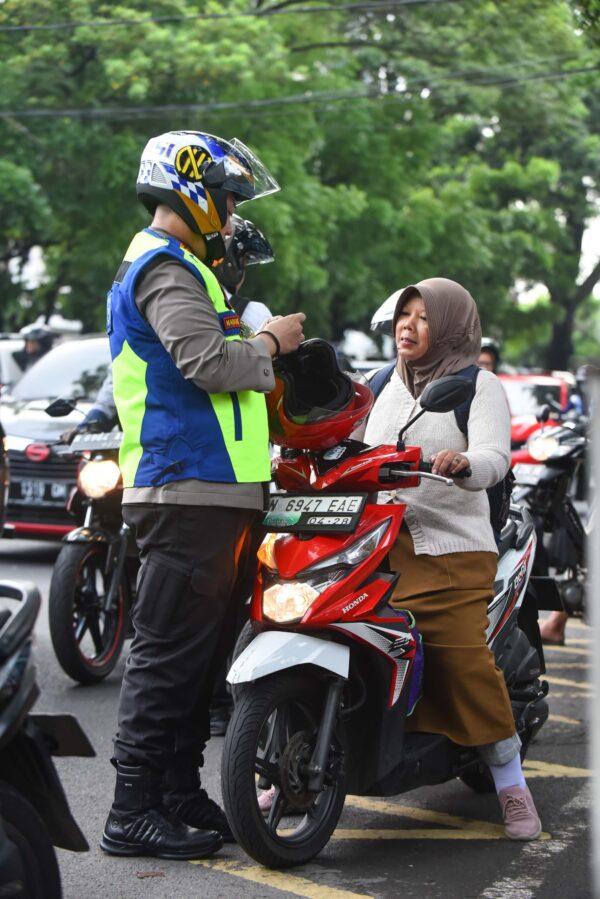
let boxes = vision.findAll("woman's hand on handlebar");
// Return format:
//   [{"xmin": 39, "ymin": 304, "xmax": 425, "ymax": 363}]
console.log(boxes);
[{"xmin": 430, "ymin": 449, "xmax": 470, "ymax": 477}]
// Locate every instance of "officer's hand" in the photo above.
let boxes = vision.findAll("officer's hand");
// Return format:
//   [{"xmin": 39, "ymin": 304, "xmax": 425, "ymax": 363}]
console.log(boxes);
[
  {"xmin": 59, "ymin": 427, "xmax": 80, "ymax": 445},
  {"xmin": 259, "ymin": 313, "xmax": 306, "ymax": 356}
]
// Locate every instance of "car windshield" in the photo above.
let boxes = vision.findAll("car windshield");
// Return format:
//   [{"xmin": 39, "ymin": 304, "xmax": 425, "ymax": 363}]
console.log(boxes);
[
  {"xmin": 11, "ymin": 339, "xmax": 110, "ymax": 402},
  {"xmin": 501, "ymin": 380, "xmax": 562, "ymax": 416}
]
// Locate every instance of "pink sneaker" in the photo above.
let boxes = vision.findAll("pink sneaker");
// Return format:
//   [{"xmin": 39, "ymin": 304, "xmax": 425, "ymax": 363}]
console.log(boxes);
[
  {"xmin": 498, "ymin": 785, "xmax": 542, "ymax": 840},
  {"xmin": 257, "ymin": 786, "xmax": 275, "ymax": 815}
]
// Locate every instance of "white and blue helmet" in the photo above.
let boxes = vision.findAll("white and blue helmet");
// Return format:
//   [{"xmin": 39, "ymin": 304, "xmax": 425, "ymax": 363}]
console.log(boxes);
[{"xmin": 136, "ymin": 131, "xmax": 279, "ymax": 262}]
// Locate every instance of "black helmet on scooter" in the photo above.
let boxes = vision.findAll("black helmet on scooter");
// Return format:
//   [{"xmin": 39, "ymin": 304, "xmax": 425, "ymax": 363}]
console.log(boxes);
[
  {"xmin": 213, "ymin": 214, "xmax": 274, "ymax": 292},
  {"xmin": 267, "ymin": 339, "xmax": 373, "ymax": 450}
]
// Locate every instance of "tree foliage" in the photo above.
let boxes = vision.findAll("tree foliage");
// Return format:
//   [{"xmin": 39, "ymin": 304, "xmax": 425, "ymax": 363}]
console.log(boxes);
[{"xmin": 0, "ymin": 0, "xmax": 598, "ymax": 367}]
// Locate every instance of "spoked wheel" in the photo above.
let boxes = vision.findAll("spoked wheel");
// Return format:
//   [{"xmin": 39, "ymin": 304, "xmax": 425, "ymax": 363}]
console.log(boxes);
[
  {"xmin": 222, "ymin": 672, "xmax": 346, "ymax": 868},
  {"xmin": 49, "ymin": 542, "xmax": 128, "ymax": 684}
]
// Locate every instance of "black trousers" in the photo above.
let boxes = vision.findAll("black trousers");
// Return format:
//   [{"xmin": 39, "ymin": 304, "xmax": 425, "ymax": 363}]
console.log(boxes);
[
  {"xmin": 113, "ymin": 503, "xmax": 259, "ymax": 771},
  {"xmin": 209, "ymin": 521, "xmax": 265, "ymax": 715}
]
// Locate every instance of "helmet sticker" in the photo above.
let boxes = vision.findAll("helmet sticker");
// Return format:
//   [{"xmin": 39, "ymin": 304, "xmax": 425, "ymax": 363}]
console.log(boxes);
[{"xmin": 175, "ymin": 145, "xmax": 212, "ymax": 182}]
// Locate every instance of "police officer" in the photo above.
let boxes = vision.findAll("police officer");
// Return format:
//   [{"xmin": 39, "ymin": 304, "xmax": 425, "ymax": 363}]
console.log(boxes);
[{"xmin": 100, "ymin": 130, "xmax": 305, "ymax": 861}]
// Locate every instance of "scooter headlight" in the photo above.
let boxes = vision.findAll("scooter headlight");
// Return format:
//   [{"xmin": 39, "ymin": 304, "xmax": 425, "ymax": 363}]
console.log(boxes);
[
  {"xmin": 527, "ymin": 434, "xmax": 560, "ymax": 461},
  {"xmin": 261, "ymin": 519, "xmax": 391, "ymax": 624},
  {"xmin": 78, "ymin": 459, "xmax": 121, "ymax": 498}
]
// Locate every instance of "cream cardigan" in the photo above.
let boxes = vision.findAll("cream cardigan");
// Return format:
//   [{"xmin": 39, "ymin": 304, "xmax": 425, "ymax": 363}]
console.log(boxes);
[{"xmin": 361, "ymin": 368, "xmax": 511, "ymax": 556}]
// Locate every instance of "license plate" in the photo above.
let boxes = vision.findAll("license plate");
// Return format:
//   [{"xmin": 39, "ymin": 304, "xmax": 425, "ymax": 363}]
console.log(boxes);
[
  {"xmin": 263, "ymin": 493, "xmax": 367, "ymax": 533},
  {"xmin": 9, "ymin": 479, "xmax": 70, "ymax": 506},
  {"xmin": 513, "ymin": 463, "xmax": 545, "ymax": 486}
]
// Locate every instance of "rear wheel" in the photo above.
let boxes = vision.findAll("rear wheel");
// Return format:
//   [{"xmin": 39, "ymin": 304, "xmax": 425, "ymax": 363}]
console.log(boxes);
[
  {"xmin": 49, "ymin": 542, "xmax": 128, "ymax": 684},
  {"xmin": 0, "ymin": 782, "xmax": 62, "ymax": 899},
  {"xmin": 222, "ymin": 673, "xmax": 346, "ymax": 868}
]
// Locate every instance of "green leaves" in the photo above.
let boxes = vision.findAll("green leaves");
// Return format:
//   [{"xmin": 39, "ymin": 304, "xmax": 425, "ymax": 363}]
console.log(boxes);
[{"xmin": 0, "ymin": 0, "xmax": 597, "ymax": 366}]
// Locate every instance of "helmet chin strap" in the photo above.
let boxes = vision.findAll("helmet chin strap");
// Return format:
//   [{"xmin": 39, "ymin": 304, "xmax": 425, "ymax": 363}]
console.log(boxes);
[{"xmin": 203, "ymin": 231, "xmax": 227, "ymax": 265}]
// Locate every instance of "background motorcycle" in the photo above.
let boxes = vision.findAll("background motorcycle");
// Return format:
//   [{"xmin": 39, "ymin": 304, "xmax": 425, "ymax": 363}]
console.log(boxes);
[
  {"xmin": 221, "ymin": 376, "xmax": 552, "ymax": 868},
  {"xmin": 46, "ymin": 401, "xmax": 134, "ymax": 684},
  {"xmin": 512, "ymin": 405, "xmax": 589, "ymax": 617},
  {"xmin": 0, "ymin": 580, "xmax": 95, "ymax": 898},
  {"xmin": 0, "ymin": 414, "xmax": 95, "ymax": 899}
]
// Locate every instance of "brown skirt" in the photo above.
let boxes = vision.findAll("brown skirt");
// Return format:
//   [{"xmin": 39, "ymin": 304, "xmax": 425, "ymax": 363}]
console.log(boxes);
[{"xmin": 389, "ymin": 525, "xmax": 515, "ymax": 747}]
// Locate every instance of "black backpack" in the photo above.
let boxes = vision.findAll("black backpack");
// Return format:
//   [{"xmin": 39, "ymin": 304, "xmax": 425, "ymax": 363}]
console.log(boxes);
[{"xmin": 368, "ymin": 363, "xmax": 514, "ymax": 538}]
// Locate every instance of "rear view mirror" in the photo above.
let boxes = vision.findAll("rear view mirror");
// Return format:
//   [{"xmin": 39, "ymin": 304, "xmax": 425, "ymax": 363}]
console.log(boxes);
[
  {"xmin": 420, "ymin": 376, "xmax": 474, "ymax": 413},
  {"xmin": 536, "ymin": 404, "xmax": 551, "ymax": 423},
  {"xmin": 45, "ymin": 398, "xmax": 77, "ymax": 417},
  {"xmin": 397, "ymin": 375, "xmax": 474, "ymax": 450}
]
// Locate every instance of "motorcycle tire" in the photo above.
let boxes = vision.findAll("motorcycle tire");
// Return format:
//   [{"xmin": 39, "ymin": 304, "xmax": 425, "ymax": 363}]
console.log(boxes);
[
  {"xmin": 0, "ymin": 782, "xmax": 62, "ymax": 899},
  {"xmin": 230, "ymin": 620, "xmax": 257, "ymax": 704},
  {"xmin": 49, "ymin": 542, "xmax": 128, "ymax": 685},
  {"xmin": 222, "ymin": 671, "xmax": 346, "ymax": 869}
]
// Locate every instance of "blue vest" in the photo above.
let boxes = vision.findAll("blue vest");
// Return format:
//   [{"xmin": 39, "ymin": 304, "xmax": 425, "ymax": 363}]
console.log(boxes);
[{"xmin": 107, "ymin": 229, "xmax": 270, "ymax": 488}]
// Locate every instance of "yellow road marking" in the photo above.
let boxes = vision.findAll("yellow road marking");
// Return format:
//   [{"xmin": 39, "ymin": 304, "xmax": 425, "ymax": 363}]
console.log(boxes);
[
  {"xmin": 560, "ymin": 637, "xmax": 591, "ymax": 645},
  {"xmin": 565, "ymin": 619, "xmax": 589, "ymax": 631},
  {"xmin": 524, "ymin": 759, "xmax": 590, "ymax": 778},
  {"xmin": 547, "ymin": 661, "xmax": 588, "ymax": 669},
  {"xmin": 345, "ymin": 797, "xmax": 551, "ymax": 840},
  {"xmin": 192, "ymin": 859, "xmax": 372, "ymax": 898},
  {"xmin": 346, "ymin": 795, "xmax": 501, "ymax": 832},
  {"xmin": 546, "ymin": 674, "xmax": 592, "ymax": 689},
  {"xmin": 550, "ymin": 713, "xmax": 582, "ymax": 725},
  {"xmin": 543, "ymin": 645, "xmax": 589, "ymax": 656},
  {"xmin": 550, "ymin": 690, "xmax": 592, "ymax": 698},
  {"xmin": 331, "ymin": 827, "xmax": 550, "ymax": 841}
]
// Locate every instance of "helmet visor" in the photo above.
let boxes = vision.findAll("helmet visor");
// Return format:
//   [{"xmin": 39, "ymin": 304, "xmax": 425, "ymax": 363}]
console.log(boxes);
[{"xmin": 203, "ymin": 137, "xmax": 280, "ymax": 202}]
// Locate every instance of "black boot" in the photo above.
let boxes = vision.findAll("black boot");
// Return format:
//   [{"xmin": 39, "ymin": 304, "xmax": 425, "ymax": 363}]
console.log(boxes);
[
  {"xmin": 209, "ymin": 703, "xmax": 232, "ymax": 737},
  {"xmin": 100, "ymin": 763, "xmax": 223, "ymax": 859},
  {"xmin": 163, "ymin": 766, "xmax": 235, "ymax": 843}
]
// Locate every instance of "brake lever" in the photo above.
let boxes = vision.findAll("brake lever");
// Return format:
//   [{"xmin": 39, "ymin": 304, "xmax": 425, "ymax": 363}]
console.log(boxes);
[{"xmin": 389, "ymin": 468, "xmax": 454, "ymax": 486}]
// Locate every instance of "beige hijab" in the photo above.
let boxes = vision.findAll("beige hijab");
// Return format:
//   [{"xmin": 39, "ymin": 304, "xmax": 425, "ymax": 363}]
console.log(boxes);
[{"xmin": 393, "ymin": 277, "xmax": 482, "ymax": 399}]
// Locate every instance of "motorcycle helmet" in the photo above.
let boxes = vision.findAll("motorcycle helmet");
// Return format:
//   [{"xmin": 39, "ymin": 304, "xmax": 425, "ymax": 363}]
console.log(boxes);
[
  {"xmin": 214, "ymin": 214, "xmax": 274, "ymax": 291},
  {"xmin": 136, "ymin": 131, "xmax": 280, "ymax": 264},
  {"xmin": 479, "ymin": 337, "xmax": 501, "ymax": 372},
  {"xmin": 19, "ymin": 322, "xmax": 55, "ymax": 354},
  {"xmin": 370, "ymin": 288, "xmax": 405, "ymax": 336},
  {"xmin": 267, "ymin": 339, "xmax": 374, "ymax": 450}
]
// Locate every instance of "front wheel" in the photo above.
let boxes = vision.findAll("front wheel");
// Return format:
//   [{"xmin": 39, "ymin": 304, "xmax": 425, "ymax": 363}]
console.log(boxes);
[
  {"xmin": 0, "ymin": 782, "xmax": 62, "ymax": 899},
  {"xmin": 49, "ymin": 542, "xmax": 128, "ymax": 684},
  {"xmin": 221, "ymin": 672, "xmax": 346, "ymax": 868}
]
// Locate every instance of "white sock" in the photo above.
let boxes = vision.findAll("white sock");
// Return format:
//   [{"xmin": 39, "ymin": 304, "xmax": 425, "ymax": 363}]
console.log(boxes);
[{"xmin": 489, "ymin": 754, "xmax": 526, "ymax": 793}]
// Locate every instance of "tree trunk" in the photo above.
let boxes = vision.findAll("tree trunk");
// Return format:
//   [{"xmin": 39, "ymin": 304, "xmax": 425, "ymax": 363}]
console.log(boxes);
[{"xmin": 545, "ymin": 302, "xmax": 575, "ymax": 370}]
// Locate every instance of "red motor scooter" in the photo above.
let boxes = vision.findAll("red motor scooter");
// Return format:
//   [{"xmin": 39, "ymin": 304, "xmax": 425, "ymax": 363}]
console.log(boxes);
[{"xmin": 221, "ymin": 374, "xmax": 552, "ymax": 868}]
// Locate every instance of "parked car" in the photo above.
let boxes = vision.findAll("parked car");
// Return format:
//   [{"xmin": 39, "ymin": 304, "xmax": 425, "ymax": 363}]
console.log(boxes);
[
  {"xmin": 2, "ymin": 336, "xmax": 110, "ymax": 539},
  {"xmin": 0, "ymin": 336, "xmax": 26, "ymax": 395}
]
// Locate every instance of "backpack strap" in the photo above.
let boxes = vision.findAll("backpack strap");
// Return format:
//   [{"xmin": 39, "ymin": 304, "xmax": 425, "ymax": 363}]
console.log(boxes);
[
  {"xmin": 453, "ymin": 364, "xmax": 480, "ymax": 435},
  {"xmin": 369, "ymin": 362, "xmax": 396, "ymax": 400},
  {"xmin": 230, "ymin": 294, "xmax": 251, "ymax": 317}
]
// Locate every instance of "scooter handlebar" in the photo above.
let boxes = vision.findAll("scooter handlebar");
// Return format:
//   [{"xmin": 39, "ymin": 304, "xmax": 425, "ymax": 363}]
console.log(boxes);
[{"xmin": 418, "ymin": 460, "xmax": 472, "ymax": 479}]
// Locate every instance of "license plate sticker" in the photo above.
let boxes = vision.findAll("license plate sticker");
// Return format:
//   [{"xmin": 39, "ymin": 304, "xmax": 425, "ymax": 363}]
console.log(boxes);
[
  {"xmin": 9, "ymin": 479, "xmax": 70, "ymax": 506},
  {"xmin": 513, "ymin": 463, "xmax": 545, "ymax": 486},
  {"xmin": 263, "ymin": 493, "xmax": 367, "ymax": 533}
]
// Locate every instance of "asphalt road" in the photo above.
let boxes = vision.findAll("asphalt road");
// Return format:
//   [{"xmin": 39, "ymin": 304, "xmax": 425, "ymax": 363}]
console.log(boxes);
[{"xmin": 0, "ymin": 538, "xmax": 593, "ymax": 899}]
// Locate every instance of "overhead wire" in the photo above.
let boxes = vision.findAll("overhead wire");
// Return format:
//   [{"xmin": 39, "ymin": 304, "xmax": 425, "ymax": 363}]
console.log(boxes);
[
  {"xmin": 0, "ymin": 63, "xmax": 597, "ymax": 120},
  {"xmin": 0, "ymin": 0, "xmax": 464, "ymax": 33}
]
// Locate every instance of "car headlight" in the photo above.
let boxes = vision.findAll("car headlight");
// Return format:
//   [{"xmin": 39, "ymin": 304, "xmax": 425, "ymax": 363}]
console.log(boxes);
[
  {"xmin": 78, "ymin": 459, "xmax": 121, "ymax": 498},
  {"xmin": 527, "ymin": 434, "xmax": 560, "ymax": 461},
  {"xmin": 261, "ymin": 519, "xmax": 391, "ymax": 624}
]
